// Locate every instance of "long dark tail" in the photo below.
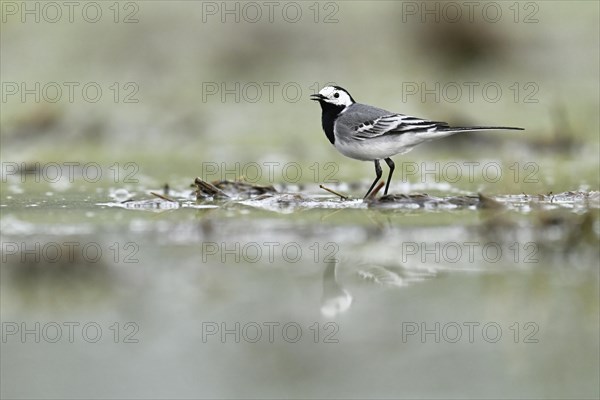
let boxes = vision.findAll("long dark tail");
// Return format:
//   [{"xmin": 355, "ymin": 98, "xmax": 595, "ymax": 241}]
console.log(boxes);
[
  {"xmin": 440, "ymin": 126, "xmax": 524, "ymax": 132},
  {"xmin": 415, "ymin": 124, "xmax": 523, "ymax": 140}
]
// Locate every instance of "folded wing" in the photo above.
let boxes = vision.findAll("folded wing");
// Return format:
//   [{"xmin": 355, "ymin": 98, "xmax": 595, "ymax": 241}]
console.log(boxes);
[{"xmin": 352, "ymin": 114, "xmax": 449, "ymax": 140}]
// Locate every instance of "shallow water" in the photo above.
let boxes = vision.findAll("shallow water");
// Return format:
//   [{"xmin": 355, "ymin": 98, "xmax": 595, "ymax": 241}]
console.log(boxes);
[{"xmin": 1, "ymin": 180, "xmax": 598, "ymax": 399}]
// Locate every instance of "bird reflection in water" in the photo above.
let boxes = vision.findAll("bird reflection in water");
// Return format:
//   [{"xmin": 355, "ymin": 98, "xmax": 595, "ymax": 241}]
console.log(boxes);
[{"xmin": 320, "ymin": 259, "xmax": 437, "ymax": 317}]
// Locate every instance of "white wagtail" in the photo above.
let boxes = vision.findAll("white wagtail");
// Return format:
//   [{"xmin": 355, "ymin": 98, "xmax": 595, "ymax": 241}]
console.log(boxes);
[{"xmin": 310, "ymin": 85, "xmax": 524, "ymax": 198}]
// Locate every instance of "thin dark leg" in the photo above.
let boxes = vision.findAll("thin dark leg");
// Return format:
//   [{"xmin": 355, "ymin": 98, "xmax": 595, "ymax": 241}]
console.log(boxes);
[
  {"xmin": 384, "ymin": 158, "xmax": 395, "ymax": 195},
  {"xmin": 364, "ymin": 160, "xmax": 382, "ymax": 199}
]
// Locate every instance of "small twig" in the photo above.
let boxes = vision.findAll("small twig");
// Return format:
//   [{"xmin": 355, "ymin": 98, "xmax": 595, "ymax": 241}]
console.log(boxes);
[
  {"xmin": 366, "ymin": 181, "xmax": 385, "ymax": 200},
  {"xmin": 150, "ymin": 191, "xmax": 177, "ymax": 202},
  {"xmin": 194, "ymin": 177, "xmax": 230, "ymax": 198},
  {"xmin": 319, "ymin": 184, "xmax": 349, "ymax": 200}
]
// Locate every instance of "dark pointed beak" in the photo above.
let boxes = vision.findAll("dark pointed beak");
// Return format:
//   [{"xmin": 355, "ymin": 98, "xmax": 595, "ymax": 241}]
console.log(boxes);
[{"xmin": 310, "ymin": 93, "xmax": 324, "ymax": 101}]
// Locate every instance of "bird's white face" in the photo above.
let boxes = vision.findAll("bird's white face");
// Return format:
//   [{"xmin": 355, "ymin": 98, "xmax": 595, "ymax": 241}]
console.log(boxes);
[{"xmin": 315, "ymin": 86, "xmax": 354, "ymax": 107}]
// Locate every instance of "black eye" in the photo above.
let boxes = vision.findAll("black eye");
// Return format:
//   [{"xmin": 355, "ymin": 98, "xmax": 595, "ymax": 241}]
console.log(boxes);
[{"xmin": 334, "ymin": 92, "xmax": 339, "ymax": 98}]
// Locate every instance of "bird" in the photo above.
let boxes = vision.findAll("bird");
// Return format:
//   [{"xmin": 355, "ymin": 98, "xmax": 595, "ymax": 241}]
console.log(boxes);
[{"xmin": 310, "ymin": 85, "xmax": 524, "ymax": 198}]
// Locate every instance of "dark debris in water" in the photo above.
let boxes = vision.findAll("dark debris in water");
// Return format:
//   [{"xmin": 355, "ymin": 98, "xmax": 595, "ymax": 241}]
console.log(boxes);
[{"xmin": 193, "ymin": 177, "xmax": 277, "ymax": 199}]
